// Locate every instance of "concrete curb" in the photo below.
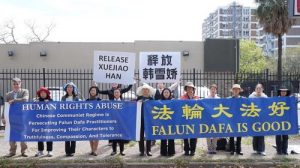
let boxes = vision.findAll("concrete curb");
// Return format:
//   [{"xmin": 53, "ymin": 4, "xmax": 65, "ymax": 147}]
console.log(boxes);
[{"xmin": 0, "ymin": 161, "xmax": 299, "ymax": 168}]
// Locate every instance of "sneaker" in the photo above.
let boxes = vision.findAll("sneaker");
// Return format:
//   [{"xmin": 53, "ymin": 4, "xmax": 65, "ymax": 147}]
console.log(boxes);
[
  {"xmin": 47, "ymin": 151, "xmax": 53, "ymax": 157},
  {"xmin": 111, "ymin": 151, "xmax": 117, "ymax": 156},
  {"xmin": 91, "ymin": 152, "xmax": 98, "ymax": 156},
  {"xmin": 4, "ymin": 153, "xmax": 15, "ymax": 158},
  {"xmin": 21, "ymin": 153, "xmax": 28, "ymax": 157},
  {"xmin": 35, "ymin": 151, "xmax": 44, "ymax": 157},
  {"xmin": 146, "ymin": 152, "xmax": 152, "ymax": 156},
  {"xmin": 257, "ymin": 152, "xmax": 266, "ymax": 156},
  {"xmin": 236, "ymin": 152, "xmax": 243, "ymax": 155}
]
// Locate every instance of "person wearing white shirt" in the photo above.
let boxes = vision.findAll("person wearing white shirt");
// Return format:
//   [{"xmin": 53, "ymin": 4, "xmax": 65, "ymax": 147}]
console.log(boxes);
[
  {"xmin": 111, "ymin": 89, "xmax": 125, "ymax": 156},
  {"xmin": 205, "ymin": 84, "xmax": 220, "ymax": 154},
  {"xmin": 248, "ymin": 84, "xmax": 268, "ymax": 156}
]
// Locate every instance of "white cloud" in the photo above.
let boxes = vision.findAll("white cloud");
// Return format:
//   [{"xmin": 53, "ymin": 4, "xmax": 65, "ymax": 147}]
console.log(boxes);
[{"xmin": 0, "ymin": 0, "xmax": 256, "ymax": 43}]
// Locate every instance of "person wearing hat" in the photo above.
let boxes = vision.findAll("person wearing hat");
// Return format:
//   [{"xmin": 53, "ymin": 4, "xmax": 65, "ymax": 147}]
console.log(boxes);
[
  {"xmin": 276, "ymin": 86, "xmax": 291, "ymax": 155},
  {"xmin": 205, "ymin": 84, "xmax": 220, "ymax": 154},
  {"xmin": 2, "ymin": 77, "xmax": 29, "ymax": 157},
  {"xmin": 249, "ymin": 83, "xmax": 267, "ymax": 156},
  {"xmin": 180, "ymin": 82, "xmax": 199, "ymax": 156},
  {"xmin": 61, "ymin": 82, "xmax": 80, "ymax": 157},
  {"xmin": 136, "ymin": 83, "xmax": 155, "ymax": 156},
  {"xmin": 86, "ymin": 86, "xmax": 101, "ymax": 156},
  {"xmin": 34, "ymin": 87, "xmax": 54, "ymax": 157},
  {"xmin": 228, "ymin": 84, "xmax": 244, "ymax": 155}
]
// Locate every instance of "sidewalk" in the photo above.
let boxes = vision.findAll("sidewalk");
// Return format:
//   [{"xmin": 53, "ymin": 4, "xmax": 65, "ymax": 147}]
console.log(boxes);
[{"xmin": 1, "ymin": 130, "xmax": 300, "ymax": 167}]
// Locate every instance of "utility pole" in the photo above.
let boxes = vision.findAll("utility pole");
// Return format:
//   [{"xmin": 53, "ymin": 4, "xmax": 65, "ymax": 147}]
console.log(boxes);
[{"xmin": 232, "ymin": 1, "xmax": 239, "ymax": 72}]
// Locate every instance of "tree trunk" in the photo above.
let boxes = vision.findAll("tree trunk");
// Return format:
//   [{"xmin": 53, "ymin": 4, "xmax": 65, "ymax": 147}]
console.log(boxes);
[{"xmin": 277, "ymin": 34, "xmax": 282, "ymax": 83}]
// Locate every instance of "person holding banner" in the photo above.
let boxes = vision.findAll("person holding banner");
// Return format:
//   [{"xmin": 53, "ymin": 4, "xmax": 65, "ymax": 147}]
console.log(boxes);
[
  {"xmin": 34, "ymin": 87, "xmax": 54, "ymax": 157},
  {"xmin": 152, "ymin": 82, "xmax": 180, "ymax": 147},
  {"xmin": 180, "ymin": 82, "xmax": 199, "ymax": 156},
  {"xmin": 228, "ymin": 84, "xmax": 244, "ymax": 155},
  {"xmin": 136, "ymin": 83, "xmax": 155, "ymax": 156},
  {"xmin": 98, "ymin": 83, "xmax": 133, "ymax": 100},
  {"xmin": 154, "ymin": 82, "xmax": 180, "ymax": 100},
  {"xmin": 205, "ymin": 84, "xmax": 220, "ymax": 155},
  {"xmin": 99, "ymin": 83, "xmax": 133, "ymax": 146},
  {"xmin": 111, "ymin": 88, "xmax": 126, "ymax": 156},
  {"xmin": 2, "ymin": 77, "xmax": 29, "ymax": 157},
  {"xmin": 86, "ymin": 86, "xmax": 101, "ymax": 156},
  {"xmin": 61, "ymin": 82, "xmax": 79, "ymax": 157},
  {"xmin": 160, "ymin": 88, "xmax": 176, "ymax": 156},
  {"xmin": 276, "ymin": 86, "xmax": 291, "ymax": 155},
  {"xmin": 249, "ymin": 84, "xmax": 267, "ymax": 156}
]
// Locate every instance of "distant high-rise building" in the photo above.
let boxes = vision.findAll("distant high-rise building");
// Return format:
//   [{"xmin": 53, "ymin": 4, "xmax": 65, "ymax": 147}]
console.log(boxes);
[
  {"xmin": 202, "ymin": 1, "xmax": 300, "ymax": 56},
  {"xmin": 202, "ymin": 2, "xmax": 259, "ymax": 40}
]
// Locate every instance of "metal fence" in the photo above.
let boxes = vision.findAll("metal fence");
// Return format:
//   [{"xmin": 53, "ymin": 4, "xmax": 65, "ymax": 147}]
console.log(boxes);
[{"xmin": 0, "ymin": 68, "xmax": 299, "ymax": 101}]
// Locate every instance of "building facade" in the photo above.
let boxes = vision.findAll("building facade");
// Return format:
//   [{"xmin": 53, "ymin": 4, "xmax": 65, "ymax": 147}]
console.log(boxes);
[
  {"xmin": 202, "ymin": 1, "xmax": 300, "ymax": 56},
  {"xmin": 0, "ymin": 41, "xmax": 204, "ymax": 70},
  {"xmin": 202, "ymin": 2, "xmax": 259, "ymax": 41}
]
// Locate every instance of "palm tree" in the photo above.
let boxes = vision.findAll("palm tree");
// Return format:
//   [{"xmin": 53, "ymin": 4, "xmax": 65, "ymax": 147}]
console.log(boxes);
[{"xmin": 256, "ymin": 0, "xmax": 295, "ymax": 81}]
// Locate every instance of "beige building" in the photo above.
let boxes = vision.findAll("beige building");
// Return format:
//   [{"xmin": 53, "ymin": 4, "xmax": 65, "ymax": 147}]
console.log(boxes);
[{"xmin": 0, "ymin": 41, "xmax": 204, "ymax": 70}]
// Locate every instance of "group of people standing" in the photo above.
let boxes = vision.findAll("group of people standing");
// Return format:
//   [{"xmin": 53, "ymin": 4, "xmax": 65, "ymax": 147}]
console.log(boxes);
[{"xmin": 0, "ymin": 77, "xmax": 294, "ymax": 158}]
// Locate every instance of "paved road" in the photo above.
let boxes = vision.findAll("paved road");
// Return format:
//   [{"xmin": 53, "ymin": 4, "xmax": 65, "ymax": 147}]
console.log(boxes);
[{"xmin": 0, "ymin": 130, "xmax": 299, "ymax": 162}]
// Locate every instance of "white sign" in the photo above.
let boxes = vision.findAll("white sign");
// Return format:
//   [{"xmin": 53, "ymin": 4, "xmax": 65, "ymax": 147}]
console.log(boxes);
[
  {"xmin": 93, "ymin": 51, "xmax": 136, "ymax": 84},
  {"xmin": 139, "ymin": 52, "xmax": 181, "ymax": 83}
]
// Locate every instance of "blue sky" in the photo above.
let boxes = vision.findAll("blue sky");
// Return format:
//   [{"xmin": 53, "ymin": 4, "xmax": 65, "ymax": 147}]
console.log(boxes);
[{"xmin": 0, "ymin": 0, "xmax": 256, "ymax": 43}]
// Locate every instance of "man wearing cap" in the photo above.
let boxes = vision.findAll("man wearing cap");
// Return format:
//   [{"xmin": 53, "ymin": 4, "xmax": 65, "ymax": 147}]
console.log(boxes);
[
  {"xmin": 228, "ymin": 84, "xmax": 244, "ymax": 155},
  {"xmin": 180, "ymin": 82, "xmax": 199, "ymax": 156},
  {"xmin": 2, "ymin": 77, "xmax": 29, "ymax": 157}
]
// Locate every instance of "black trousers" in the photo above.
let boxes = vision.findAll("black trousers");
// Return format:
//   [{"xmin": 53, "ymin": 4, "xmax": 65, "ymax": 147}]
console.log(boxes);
[
  {"xmin": 112, "ymin": 140, "xmax": 125, "ymax": 152},
  {"xmin": 253, "ymin": 136, "xmax": 265, "ymax": 152},
  {"xmin": 38, "ymin": 141, "xmax": 53, "ymax": 151},
  {"xmin": 65, "ymin": 141, "xmax": 76, "ymax": 154},
  {"xmin": 229, "ymin": 137, "xmax": 241, "ymax": 153},
  {"xmin": 276, "ymin": 135, "xmax": 288, "ymax": 154},
  {"xmin": 139, "ymin": 113, "xmax": 151, "ymax": 153},
  {"xmin": 183, "ymin": 138, "xmax": 197, "ymax": 153},
  {"xmin": 161, "ymin": 139, "xmax": 175, "ymax": 156}
]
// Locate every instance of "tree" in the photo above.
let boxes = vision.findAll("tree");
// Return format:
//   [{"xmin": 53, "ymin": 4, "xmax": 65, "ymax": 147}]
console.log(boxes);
[
  {"xmin": 256, "ymin": 0, "xmax": 295, "ymax": 81},
  {"xmin": 283, "ymin": 45, "xmax": 300, "ymax": 72},
  {"xmin": 25, "ymin": 20, "xmax": 55, "ymax": 42},
  {"xmin": 265, "ymin": 56, "xmax": 277, "ymax": 72},
  {"xmin": 0, "ymin": 20, "xmax": 18, "ymax": 44},
  {"xmin": 239, "ymin": 40, "xmax": 266, "ymax": 72},
  {"xmin": 0, "ymin": 20, "xmax": 55, "ymax": 44}
]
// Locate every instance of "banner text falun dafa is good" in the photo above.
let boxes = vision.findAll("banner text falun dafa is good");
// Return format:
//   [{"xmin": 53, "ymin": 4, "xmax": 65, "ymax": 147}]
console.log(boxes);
[{"xmin": 143, "ymin": 97, "xmax": 298, "ymax": 140}]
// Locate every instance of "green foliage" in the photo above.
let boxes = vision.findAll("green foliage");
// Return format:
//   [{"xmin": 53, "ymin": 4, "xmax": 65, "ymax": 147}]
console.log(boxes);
[
  {"xmin": 256, "ymin": 0, "xmax": 295, "ymax": 80},
  {"xmin": 239, "ymin": 40, "xmax": 266, "ymax": 72},
  {"xmin": 283, "ymin": 45, "xmax": 300, "ymax": 72},
  {"xmin": 265, "ymin": 56, "xmax": 277, "ymax": 72}
]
